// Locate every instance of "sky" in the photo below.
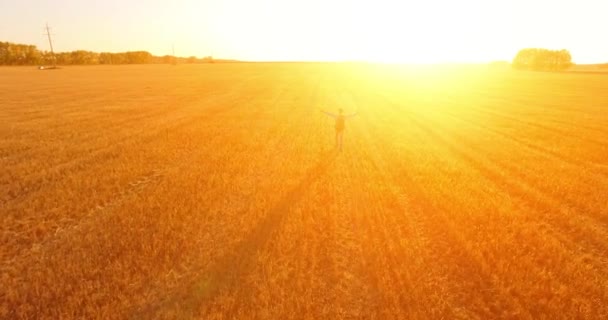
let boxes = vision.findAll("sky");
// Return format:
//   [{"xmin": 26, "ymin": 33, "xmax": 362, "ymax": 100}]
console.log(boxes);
[{"xmin": 1, "ymin": 0, "xmax": 607, "ymax": 63}]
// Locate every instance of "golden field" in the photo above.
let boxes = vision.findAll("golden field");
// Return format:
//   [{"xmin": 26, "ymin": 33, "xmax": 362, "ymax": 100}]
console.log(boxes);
[{"xmin": 1, "ymin": 64, "xmax": 607, "ymax": 319}]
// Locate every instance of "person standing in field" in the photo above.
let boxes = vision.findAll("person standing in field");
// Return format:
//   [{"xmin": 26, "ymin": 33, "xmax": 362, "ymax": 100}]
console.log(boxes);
[{"xmin": 321, "ymin": 108, "xmax": 357, "ymax": 151}]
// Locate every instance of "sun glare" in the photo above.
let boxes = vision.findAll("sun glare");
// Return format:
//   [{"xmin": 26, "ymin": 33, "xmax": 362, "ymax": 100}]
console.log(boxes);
[
  {"xmin": 344, "ymin": 1, "xmax": 511, "ymax": 63},
  {"xmin": 160, "ymin": 0, "xmax": 605, "ymax": 63},
  {"xmin": 205, "ymin": 0, "xmax": 515, "ymax": 63}
]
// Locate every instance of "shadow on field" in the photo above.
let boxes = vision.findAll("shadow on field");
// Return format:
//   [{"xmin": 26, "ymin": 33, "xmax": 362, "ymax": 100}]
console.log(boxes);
[{"xmin": 134, "ymin": 150, "xmax": 338, "ymax": 318}]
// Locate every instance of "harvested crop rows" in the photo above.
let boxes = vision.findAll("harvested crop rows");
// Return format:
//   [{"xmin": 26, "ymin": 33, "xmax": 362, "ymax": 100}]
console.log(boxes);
[{"xmin": 1, "ymin": 64, "xmax": 607, "ymax": 319}]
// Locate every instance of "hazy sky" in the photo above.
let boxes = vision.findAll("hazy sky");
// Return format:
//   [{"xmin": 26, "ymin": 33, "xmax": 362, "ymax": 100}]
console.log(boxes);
[{"xmin": 1, "ymin": 0, "xmax": 607, "ymax": 63}]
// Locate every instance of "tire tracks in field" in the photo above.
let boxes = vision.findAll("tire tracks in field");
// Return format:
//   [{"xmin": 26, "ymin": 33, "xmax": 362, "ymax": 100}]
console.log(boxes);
[
  {"xmin": 0, "ymin": 110, "xmax": 184, "ymax": 204},
  {"xmin": 424, "ymin": 101, "xmax": 608, "ymax": 248},
  {"xmin": 338, "ymin": 91, "xmax": 433, "ymax": 318},
  {"xmin": 348, "ymin": 153, "xmax": 435, "ymax": 318},
  {"xmin": 4, "ymin": 70, "xmax": 268, "ymax": 177},
  {"xmin": 0, "ymin": 105, "xmax": 179, "ymax": 169},
  {"xmin": 0, "ymin": 89, "xmax": 178, "ymax": 165},
  {"xmin": 437, "ymin": 93, "xmax": 608, "ymax": 170},
  {"xmin": 1, "ymin": 127, "xmax": 213, "ymax": 268},
  {"xmin": 352, "ymin": 97, "xmax": 530, "ymax": 318},
  {"xmin": 482, "ymin": 116, "xmax": 608, "ymax": 171},
  {"xmin": 476, "ymin": 89, "xmax": 607, "ymax": 116},
  {"xmin": 130, "ymin": 75, "xmax": 324, "ymax": 319},
  {"xmin": 420, "ymin": 112, "xmax": 608, "ymax": 283},
  {"xmin": 134, "ymin": 152, "xmax": 337, "ymax": 319},
  {"xmin": 379, "ymin": 93, "xmax": 608, "ymax": 250},
  {"xmin": 374, "ymin": 94, "xmax": 608, "ymax": 304},
  {"xmin": 0, "ymin": 76, "xmax": 264, "ymax": 206},
  {"xmin": 460, "ymin": 103, "xmax": 608, "ymax": 149},
  {"xmin": 330, "ymin": 154, "xmax": 384, "ymax": 319},
  {"xmin": 440, "ymin": 107, "xmax": 608, "ymax": 206},
  {"xmin": 1, "ymin": 89, "xmax": 166, "ymax": 142},
  {"xmin": 475, "ymin": 91, "xmax": 608, "ymax": 135},
  {"xmin": 440, "ymin": 101, "xmax": 608, "ymax": 168},
  {"xmin": 3, "ymin": 72, "xmax": 305, "ymax": 319},
  {"xmin": 0, "ymin": 106, "xmax": 220, "ymax": 260},
  {"xmin": 421, "ymin": 109, "xmax": 608, "ymax": 277},
  {"xmin": 363, "ymin": 89, "xmax": 608, "ymax": 317},
  {"xmin": 435, "ymin": 107, "xmax": 608, "ymax": 224},
  {"xmin": 1, "ymin": 75, "xmax": 272, "ymax": 265}
]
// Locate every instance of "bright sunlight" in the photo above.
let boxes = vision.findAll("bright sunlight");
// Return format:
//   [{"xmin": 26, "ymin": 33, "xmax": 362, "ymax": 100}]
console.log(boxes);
[{"xmin": 2, "ymin": 0, "xmax": 607, "ymax": 63}]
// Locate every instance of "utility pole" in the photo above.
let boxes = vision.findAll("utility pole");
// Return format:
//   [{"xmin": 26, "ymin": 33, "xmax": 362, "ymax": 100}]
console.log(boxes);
[{"xmin": 44, "ymin": 23, "xmax": 56, "ymax": 68}]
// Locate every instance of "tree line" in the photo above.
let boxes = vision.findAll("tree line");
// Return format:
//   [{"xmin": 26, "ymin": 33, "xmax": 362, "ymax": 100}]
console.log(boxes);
[
  {"xmin": 0, "ymin": 41, "xmax": 216, "ymax": 66},
  {"xmin": 512, "ymin": 48, "xmax": 573, "ymax": 71}
]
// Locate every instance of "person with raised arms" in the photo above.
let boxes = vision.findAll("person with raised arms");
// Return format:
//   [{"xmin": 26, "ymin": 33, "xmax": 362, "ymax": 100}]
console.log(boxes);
[{"xmin": 320, "ymin": 108, "xmax": 358, "ymax": 151}]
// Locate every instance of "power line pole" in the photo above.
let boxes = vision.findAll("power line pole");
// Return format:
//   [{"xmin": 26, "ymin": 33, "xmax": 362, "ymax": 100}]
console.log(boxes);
[{"xmin": 44, "ymin": 23, "xmax": 56, "ymax": 68}]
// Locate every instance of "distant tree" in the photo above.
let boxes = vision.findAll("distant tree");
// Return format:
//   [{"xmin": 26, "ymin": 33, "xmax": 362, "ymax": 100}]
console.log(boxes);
[
  {"xmin": 39, "ymin": 51, "xmax": 54, "ymax": 65},
  {"xmin": 125, "ymin": 51, "xmax": 152, "ymax": 64},
  {"xmin": 0, "ymin": 42, "xmax": 8, "ymax": 64},
  {"xmin": 99, "ymin": 52, "xmax": 113, "ymax": 64},
  {"xmin": 161, "ymin": 55, "xmax": 174, "ymax": 64},
  {"xmin": 55, "ymin": 52, "xmax": 72, "ymax": 65},
  {"xmin": 0, "ymin": 40, "xmax": 231, "ymax": 66},
  {"xmin": 110, "ymin": 53, "xmax": 127, "ymax": 64},
  {"xmin": 23, "ymin": 45, "xmax": 41, "ymax": 65},
  {"xmin": 70, "ymin": 50, "xmax": 99, "ymax": 64},
  {"xmin": 513, "ymin": 48, "xmax": 573, "ymax": 71},
  {"xmin": 0, "ymin": 42, "xmax": 40, "ymax": 65}
]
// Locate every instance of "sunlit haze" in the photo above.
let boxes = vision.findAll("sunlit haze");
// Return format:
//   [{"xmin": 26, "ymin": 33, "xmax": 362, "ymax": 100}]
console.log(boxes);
[{"xmin": 1, "ymin": 0, "xmax": 607, "ymax": 63}]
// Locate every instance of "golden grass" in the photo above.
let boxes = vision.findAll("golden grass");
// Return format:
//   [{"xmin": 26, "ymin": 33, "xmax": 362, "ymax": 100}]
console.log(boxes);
[{"xmin": 1, "ymin": 64, "xmax": 607, "ymax": 319}]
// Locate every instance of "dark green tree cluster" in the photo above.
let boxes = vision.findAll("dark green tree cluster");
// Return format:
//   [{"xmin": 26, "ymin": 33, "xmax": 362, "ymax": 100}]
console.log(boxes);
[
  {"xmin": 0, "ymin": 41, "xmax": 221, "ymax": 66},
  {"xmin": 512, "ymin": 48, "xmax": 573, "ymax": 71}
]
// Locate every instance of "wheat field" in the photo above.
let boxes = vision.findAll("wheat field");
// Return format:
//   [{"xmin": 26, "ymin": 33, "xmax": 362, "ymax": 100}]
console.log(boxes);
[{"xmin": 1, "ymin": 64, "xmax": 607, "ymax": 319}]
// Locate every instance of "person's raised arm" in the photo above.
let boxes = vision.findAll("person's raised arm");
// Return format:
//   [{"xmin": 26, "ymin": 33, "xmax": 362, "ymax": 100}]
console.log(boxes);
[
  {"xmin": 320, "ymin": 110, "xmax": 337, "ymax": 118},
  {"xmin": 345, "ymin": 112, "xmax": 358, "ymax": 119}
]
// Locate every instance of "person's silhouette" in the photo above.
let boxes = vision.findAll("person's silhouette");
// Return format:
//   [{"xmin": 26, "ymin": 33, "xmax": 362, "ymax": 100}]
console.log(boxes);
[{"xmin": 321, "ymin": 108, "xmax": 357, "ymax": 151}]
